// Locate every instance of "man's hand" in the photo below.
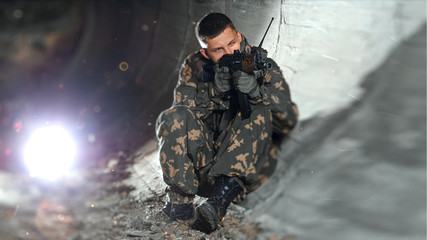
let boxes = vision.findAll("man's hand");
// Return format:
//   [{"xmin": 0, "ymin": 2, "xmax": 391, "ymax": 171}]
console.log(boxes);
[
  {"xmin": 213, "ymin": 65, "xmax": 232, "ymax": 95},
  {"xmin": 232, "ymin": 70, "xmax": 261, "ymax": 99}
]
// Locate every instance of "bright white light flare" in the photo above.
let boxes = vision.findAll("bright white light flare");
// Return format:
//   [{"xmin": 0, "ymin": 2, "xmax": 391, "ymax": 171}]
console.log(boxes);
[{"xmin": 23, "ymin": 126, "xmax": 76, "ymax": 180}]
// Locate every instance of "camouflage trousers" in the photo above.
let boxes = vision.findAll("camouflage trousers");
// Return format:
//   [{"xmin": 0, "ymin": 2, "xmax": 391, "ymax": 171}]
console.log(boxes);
[{"xmin": 155, "ymin": 104, "xmax": 279, "ymax": 205}]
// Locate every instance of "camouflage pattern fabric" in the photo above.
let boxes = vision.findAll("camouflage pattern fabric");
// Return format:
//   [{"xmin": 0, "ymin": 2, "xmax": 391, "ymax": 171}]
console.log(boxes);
[{"xmin": 155, "ymin": 35, "xmax": 298, "ymax": 205}]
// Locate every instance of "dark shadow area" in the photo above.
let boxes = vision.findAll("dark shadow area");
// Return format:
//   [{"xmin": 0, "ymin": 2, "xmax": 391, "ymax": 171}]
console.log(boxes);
[{"xmin": 0, "ymin": 0, "xmax": 194, "ymax": 172}]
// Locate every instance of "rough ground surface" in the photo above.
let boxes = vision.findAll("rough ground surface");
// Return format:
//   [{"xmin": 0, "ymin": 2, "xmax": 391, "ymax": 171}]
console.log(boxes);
[{"xmin": 0, "ymin": 151, "xmax": 289, "ymax": 240}]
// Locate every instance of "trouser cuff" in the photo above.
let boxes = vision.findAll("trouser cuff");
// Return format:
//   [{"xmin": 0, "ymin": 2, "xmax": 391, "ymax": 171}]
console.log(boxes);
[{"xmin": 167, "ymin": 189, "xmax": 195, "ymax": 205}]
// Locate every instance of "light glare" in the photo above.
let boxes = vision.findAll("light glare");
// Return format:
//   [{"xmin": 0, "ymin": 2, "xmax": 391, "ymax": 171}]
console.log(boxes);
[{"xmin": 23, "ymin": 126, "xmax": 76, "ymax": 180}]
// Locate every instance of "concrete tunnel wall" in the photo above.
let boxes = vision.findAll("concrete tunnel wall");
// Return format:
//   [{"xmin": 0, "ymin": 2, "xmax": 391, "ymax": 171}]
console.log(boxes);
[
  {"xmin": 147, "ymin": 0, "xmax": 425, "ymax": 121},
  {"xmin": 1, "ymin": 0, "xmax": 423, "ymax": 161},
  {"xmin": 0, "ymin": 1, "xmax": 424, "ymax": 239},
  {"xmin": 83, "ymin": 0, "xmax": 424, "ymax": 156}
]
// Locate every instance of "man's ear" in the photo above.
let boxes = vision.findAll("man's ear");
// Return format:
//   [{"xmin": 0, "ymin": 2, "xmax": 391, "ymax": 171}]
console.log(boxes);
[
  {"xmin": 200, "ymin": 49, "xmax": 210, "ymax": 59},
  {"xmin": 237, "ymin": 31, "xmax": 242, "ymax": 42}
]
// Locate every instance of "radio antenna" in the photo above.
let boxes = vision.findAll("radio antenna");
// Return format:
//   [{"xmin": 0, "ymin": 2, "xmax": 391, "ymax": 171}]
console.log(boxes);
[{"xmin": 258, "ymin": 17, "xmax": 274, "ymax": 48}]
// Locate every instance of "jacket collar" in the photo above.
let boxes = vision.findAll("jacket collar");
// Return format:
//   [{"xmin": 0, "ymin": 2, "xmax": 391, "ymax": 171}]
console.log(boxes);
[{"xmin": 240, "ymin": 34, "xmax": 252, "ymax": 53}]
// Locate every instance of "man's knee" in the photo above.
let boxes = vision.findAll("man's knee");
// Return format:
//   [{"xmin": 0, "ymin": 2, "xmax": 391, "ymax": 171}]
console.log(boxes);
[
  {"xmin": 158, "ymin": 105, "xmax": 196, "ymax": 123},
  {"xmin": 156, "ymin": 106, "xmax": 196, "ymax": 137}
]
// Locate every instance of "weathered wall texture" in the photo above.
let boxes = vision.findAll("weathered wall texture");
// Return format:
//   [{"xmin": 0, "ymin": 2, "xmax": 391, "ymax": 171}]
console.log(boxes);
[
  {"xmin": 142, "ymin": 0, "xmax": 426, "ymax": 123},
  {"xmin": 1, "ymin": 1, "xmax": 424, "ymax": 161},
  {"xmin": 222, "ymin": 1, "xmax": 426, "ymax": 120}
]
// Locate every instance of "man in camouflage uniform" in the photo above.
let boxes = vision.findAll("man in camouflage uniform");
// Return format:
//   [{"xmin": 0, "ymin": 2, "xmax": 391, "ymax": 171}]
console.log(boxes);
[{"xmin": 156, "ymin": 12, "xmax": 298, "ymax": 233}]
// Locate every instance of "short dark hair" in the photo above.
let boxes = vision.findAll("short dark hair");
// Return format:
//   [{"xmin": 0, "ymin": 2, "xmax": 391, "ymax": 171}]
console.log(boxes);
[{"xmin": 195, "ymin": 12, "xmax": 236, "ymax": 47}]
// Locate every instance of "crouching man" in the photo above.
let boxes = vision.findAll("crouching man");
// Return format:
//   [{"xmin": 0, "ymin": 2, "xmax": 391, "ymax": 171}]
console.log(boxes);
[{"xmin": 155, "ymin": 12, "xmax": 298, "ymax": 233}]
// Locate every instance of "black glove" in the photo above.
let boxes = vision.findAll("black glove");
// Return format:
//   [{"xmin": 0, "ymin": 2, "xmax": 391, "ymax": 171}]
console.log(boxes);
[
  {"xmin": 232, "ymin": 70, "xmax": 261, "ymax": 99},
  {"xmin": 213, "ymin": 65, "xmax": 232, "ymax": 95}
]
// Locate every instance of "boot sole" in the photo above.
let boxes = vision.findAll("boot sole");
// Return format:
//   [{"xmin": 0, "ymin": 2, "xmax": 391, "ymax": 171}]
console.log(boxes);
[{"xmin": 191, "ymin": 202, "xmax": 219, "ymax": 233}]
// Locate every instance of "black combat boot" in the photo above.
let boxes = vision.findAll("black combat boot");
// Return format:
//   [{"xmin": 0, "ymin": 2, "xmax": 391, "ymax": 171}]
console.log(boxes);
[
  {"xmin": 162, "ymin": 202, "xmax": 195, "ymax": 221},
  {"xmin": 191, "ymin": 176, "xmax": 243, "ymax": 233}
]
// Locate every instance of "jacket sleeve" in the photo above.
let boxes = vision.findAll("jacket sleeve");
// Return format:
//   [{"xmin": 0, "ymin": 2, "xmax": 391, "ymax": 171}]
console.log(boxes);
[
  {"xmin": 172, "ymin": 53, "xmax": 230, "ymax": 120},
  {"xmin": 257, "ymin": 58, "xmax": 299, "ymax": 135}
]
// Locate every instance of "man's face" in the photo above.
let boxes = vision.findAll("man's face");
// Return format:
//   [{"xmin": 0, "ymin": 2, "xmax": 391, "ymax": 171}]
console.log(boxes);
[{"xmin": 200, "ymin": 26, "xmax": 242, "ymax": 63}]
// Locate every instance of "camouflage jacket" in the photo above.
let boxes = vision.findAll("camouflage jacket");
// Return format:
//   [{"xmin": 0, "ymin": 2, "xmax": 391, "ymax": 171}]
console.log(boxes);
[{"xmin": 173, "ymin": 35, "xmax": 298, "ymax": 139}]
